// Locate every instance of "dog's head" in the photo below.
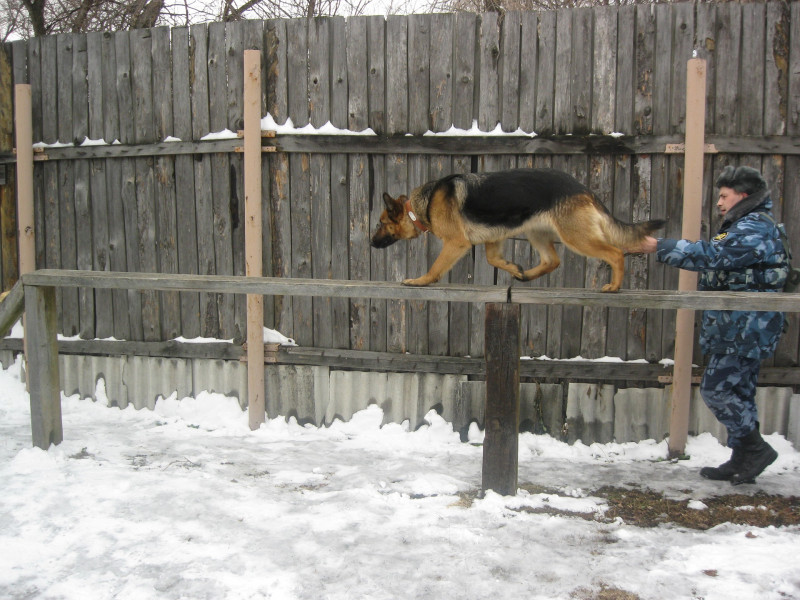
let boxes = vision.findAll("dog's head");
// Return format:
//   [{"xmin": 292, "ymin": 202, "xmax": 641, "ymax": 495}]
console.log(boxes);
[{"xmin": 371, "ymin": 193, "xmax": 419, "ymax": 249}]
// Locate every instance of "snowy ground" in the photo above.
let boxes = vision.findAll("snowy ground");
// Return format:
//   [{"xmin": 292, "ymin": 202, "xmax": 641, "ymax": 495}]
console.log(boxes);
[{"xmin": 1, "ymin": 355, "xmax": 799, "ymax": 600}]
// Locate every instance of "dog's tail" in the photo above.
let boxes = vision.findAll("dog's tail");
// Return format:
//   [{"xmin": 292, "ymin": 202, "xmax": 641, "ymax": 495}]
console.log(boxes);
[{"xmin": 606, "ymin": 217, "xmax": 667, "ymax": 250}]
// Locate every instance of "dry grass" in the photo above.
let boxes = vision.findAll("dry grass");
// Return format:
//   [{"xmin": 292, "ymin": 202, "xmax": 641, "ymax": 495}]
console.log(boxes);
[
  {"xmin": 452, "ymin": 483, "xmax": 800, "ymax": 531},
  {"xmin": 570, "ymin": 584, "xmax": 642, "ymax": 600},
  {"xmin": 598, "ymin": 487, "xmax": 800, "ymax": 530}
]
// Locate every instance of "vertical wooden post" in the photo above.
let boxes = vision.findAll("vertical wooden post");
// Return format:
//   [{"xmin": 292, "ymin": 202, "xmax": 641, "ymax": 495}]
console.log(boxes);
[
  {"xmin": 15, "ymin": 85, "xmax": 35, "ymax": 277},
  {"xmin": 24, "ymin": 284, "xmax": 62, "ymax": 449},
  {"xmin": 14, "ymin": 84, "xmax": 35, "ymax": 377},
  {"xmin": 244, "ymin": 50, "xmax": 265, "ymax": 430},
  {"xmin": 668, "ymin": 58, "xmax": 706, "ymax": 458},
  {"xmin": 482, "ymin": 302, "xmax": 521, "ymax": 496}
]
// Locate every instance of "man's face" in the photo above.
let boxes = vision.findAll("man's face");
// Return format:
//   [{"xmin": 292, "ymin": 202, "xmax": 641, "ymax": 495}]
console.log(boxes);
[{"xmin": 717, "ymin": 186, "xmax": 747, "ymax": 217}]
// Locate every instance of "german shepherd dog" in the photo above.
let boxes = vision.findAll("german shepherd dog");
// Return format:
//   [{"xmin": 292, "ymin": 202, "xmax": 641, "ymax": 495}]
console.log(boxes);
[{"xmin": 371, "ymin": 168, "xmax": 665, "ymax": 291}]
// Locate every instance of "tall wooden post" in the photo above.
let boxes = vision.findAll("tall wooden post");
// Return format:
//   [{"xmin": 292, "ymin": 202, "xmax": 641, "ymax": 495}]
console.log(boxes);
[
  {"xmin": 14, "ymin": 85, "xmax": 34, "ymax": 278},
  {"xmin": 244, "ymin": 50, "xmax": 265, "ymax": 430},
  {"xmin": 15, "ymin": 84, "xmax": 35, "ymax": 375},
  {"xmin": 482, "ymin": 302, "xmax": 521, "ymax": 496},
  {"xmin": 668, "ymin": 58, "xmax": 706, "ymax": 458},
  {"xmin": 25, "ymin": 284, "xmax": 62, "ymax": 449}
]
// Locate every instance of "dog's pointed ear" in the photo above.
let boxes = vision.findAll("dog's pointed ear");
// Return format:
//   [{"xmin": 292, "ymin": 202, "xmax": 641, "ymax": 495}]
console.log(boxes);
[{"xmin": 383, "ymin": 192, "xmax": 403, "ymax": 218}]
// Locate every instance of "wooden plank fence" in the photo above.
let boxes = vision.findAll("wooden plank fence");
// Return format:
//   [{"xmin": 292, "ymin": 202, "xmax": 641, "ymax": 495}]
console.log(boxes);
[{"xmin": 2, "ymin": 3, "xmax": 800, "ymax": 366}]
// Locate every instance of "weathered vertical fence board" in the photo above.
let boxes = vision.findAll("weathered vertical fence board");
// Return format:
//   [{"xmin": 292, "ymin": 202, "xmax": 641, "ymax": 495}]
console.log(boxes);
[
  {"xmin": 514, "ymin": 11, "xmax": 536, "ymax": 356},
  {"xmin": 287, "ymin": 19, "xmax": 313, "ymax": 346},
  {"xmin": 152, "ymin": 26, "xmax": 181, "ymax": 340},
  {"xmin": 497, "ymin": 8, "xmax": 521, "ymax": 293},
  {"xmin": 447, "ymin": 11, "xmax": 476, "ymax": 359},
  {"xmin": 0, "ymin": 44, "xmax": 15, "ymax": 292},
  {"xmin": 131, "ymin": 29, "xmax": 161, "ymax": 341},
  {"xmin": 426, "ymin": 13, "xmax": 453, "ymax": 357},
  {"xmin": 569, "ymin": 8, "xmax": 595, "ymax": 357},
  {"xmin": 613, "ymin": 6, "xmax": 639, "ymax": 361},
  {"xmin": 591, "ymin": 7, "xmax": 618, "ymax": 358},
  {"xmin": 265, "ymin": 19, "xmax": 291, "ymax": 337},
  {"xmin": 103, "ymin": 30, "xmax": 131, "ymax": 340},
  {"xmin": 172, "ymin": 26, "xmax": 200, "ymax": 339},
  {"xmin": 471, "ymin": 11, "xmax": 501, "ymax": 359},
  {"xmin": 86, "ymin": 32, "xmax": 112, "ymax": 339},
  {"xmin": 385, "ymin": 15, "xmax": 408, "ymax": 354},
  {"xmin": 56, "ymin": 35, "xmax": 79, "ymax": 336},
  {"xmin": 227, "ymin": 22, "xmax": 247, "ymax": 344},
  {"xmin": 208, "ymin": 22, "xmax": 235, "ymax": 341},
  {"xmin": 329, "ymin": 17, "xmax": 350, "ymax": 350},
  {"xmin": 366, "ymin": 15, "xmax": 387, "ymax": 353},
  {"xmin": 526, "ymin": 9, "xmax": 555, "ymax": 357},
  {"xmin": 309, "ymin": 17, "xmax": 334, "ymax": 350},
  {"xmin": 346, "ymin": 16, "xmax": 370, "ymax": 351},
  {"xmin": 407, "ymin": 14, "xmax": 431, "ymax": 356},
  {"xmin": 190, "ymin": 24, "xmax": 218, "ymax": 338},
  {"xmin": 72, "ymin": 33, "xmax": 94, "ymax": 339},
  {"xmin": 115, "ymin": 31, "xmax": 144, "ymax": 340},
  {"xmin": 635, "ymin": 6, "xmax": 658, "ymax": 364}
]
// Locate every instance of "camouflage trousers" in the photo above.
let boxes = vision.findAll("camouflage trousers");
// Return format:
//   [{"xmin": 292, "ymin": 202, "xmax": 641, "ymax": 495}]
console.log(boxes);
[{"xmin": 699, "ymin": 353, "xmax": 761, "ymax": 448}]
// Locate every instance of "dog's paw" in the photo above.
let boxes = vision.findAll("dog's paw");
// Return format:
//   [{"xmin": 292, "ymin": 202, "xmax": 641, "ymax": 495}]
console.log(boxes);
[
  {"xmin": 402, "ymin": 278, "xmax": 429, "ymax": 286},
  {"xmin": 513, "ymin": 268, "xmax": 529, "ymax": 282}
]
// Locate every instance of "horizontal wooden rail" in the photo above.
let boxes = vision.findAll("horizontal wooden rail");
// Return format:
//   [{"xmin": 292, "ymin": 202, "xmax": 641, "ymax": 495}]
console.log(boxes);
[
  {"xmin": 2, "ymin": 133, "xmax": 800, "ymax": 164},
  {"xmin": 21, "ymin": 270, "xmax": 800, "ymax": 312},
  {"xmin": 2, "ymin": 338, "xmax": 799, "ymax": 384}
]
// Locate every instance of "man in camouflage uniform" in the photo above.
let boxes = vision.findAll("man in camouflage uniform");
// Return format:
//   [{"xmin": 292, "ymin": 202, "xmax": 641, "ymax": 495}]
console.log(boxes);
[{"xmin": 639, "ymin": 166, "xmax": 789, "ymax": 485}]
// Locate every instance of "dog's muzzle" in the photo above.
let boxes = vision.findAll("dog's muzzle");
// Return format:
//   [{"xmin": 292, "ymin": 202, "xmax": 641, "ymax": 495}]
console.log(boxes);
[{"xmin": 370, "ymin": 233, "xmax": 398, "ymax": 249}]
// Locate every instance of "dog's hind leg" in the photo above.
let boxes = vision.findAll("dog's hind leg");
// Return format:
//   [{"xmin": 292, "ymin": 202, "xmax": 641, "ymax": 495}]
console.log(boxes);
[
  {"xmin": 484, "ymin": 241, "xmax": 526, "ymax": 281},
  {"xmin": 520, "ymin": 235, "xmax": 560, "ymax": 282},
  {"xmin": 403, "ymin": 240, "xmax": 471, "ymax": 286},
  {"xmin": 559, "ymin": 234, "xmax": 625, "ymax": 292}
]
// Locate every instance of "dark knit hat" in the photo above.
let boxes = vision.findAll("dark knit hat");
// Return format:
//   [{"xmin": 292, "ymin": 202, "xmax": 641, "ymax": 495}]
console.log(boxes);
[{"xmin": 715, "ymin": 166, "xmax": 767, "ymax": 195}]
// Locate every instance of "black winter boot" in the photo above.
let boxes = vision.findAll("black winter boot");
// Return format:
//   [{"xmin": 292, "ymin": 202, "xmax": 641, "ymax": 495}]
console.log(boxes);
[
  {"xmin": 700, "ymin": 447, "xmax": 745, "ymax": 481},
  {"xmin": 730, "ymin": 428, "xmax": 778, "ymax": 486}
]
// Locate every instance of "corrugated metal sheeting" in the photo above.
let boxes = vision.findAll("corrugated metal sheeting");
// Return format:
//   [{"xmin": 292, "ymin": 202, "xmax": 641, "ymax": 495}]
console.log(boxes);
[{"xmin": 3, "ymin": 352, "xmax": 799, "ymax": 447}]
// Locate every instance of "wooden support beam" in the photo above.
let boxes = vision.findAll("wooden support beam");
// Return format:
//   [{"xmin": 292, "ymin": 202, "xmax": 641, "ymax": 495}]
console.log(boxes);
[
  {"xmin": 482, "ymin": 303, "xmax": 521, "ymax": 496},
  {"xmin": 24, "ymin": 284, "xmax": 62, "ymax": 449},
  {"xmin": 243, "ymin": 50, "xmax": 265, "ymax": 431},
  {"xmin": 0, "ymin": 279, "xmax": 23, "ymax": 336}
]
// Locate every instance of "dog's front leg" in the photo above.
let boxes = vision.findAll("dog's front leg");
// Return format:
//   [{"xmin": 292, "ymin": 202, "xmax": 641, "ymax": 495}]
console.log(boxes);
[{"xmin": 403, "ymin": 240, "xmax": 471, "ymax": 286}]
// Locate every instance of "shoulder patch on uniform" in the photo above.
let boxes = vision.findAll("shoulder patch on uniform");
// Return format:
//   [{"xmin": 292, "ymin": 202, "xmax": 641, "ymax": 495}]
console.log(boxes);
[{"xmin": 714, "ymin": 232, "xmax": 728, "ymax": 241}]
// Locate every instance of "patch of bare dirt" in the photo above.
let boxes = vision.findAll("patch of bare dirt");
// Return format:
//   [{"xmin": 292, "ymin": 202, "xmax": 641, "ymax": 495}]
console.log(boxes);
[{"xmin": 456, "ymin": 484, "xmax": 800, "ymax": 530}]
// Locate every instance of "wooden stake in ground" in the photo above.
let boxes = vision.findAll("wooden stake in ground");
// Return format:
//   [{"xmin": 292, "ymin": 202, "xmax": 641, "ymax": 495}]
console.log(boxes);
[
  {"xmin": 668, "ymin": 58, "xmax": 706, "ymax": 458},
  {"xmin": 244, "ymin": 50, "xmax": 265, "ymax": 430}
]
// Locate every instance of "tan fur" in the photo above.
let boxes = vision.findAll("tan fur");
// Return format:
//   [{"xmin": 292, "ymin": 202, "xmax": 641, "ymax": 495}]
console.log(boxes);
[{"xmin": 371, "ymin": 172, "xmax": 663, "ymax": 292}]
